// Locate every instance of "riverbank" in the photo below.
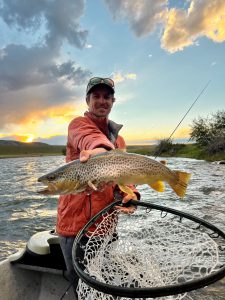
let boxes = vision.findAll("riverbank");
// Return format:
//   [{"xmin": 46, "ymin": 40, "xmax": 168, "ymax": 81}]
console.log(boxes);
[
  {"xmin": 127, "ymin": 144, "xmax": 225, "ymax": 162},
  {"xmin": 0, "ymin": 143, "xmax": 224, "ymax": 162},
  {"xmin": 0, "ymin": 143, "xmax": 65, "ymax": 159}
]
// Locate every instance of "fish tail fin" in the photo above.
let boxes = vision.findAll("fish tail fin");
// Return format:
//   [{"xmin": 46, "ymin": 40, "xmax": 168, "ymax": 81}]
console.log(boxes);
[{"xmin": 169, "ymin": 171, "xmax": 191, "ymax": 198}]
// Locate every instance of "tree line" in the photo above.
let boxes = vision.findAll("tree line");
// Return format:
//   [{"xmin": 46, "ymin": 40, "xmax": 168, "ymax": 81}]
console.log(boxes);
[
  {"xmin": 155, "ymin": 110, "xmax": 225, "ymax": 156},
  {"xmin": 190, "ymin": 110, "xmax": 225, "ymax": 154}
]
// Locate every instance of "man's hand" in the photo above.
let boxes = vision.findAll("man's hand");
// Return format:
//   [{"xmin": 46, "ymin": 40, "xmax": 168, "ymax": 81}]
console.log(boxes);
[
  {"xmin": 80, "ymin": 148, "xmax": 111, "ymax": 193},
  {"xmin": 80, "ymin": 148, "xmax": 108, "ymax": 162},
  {"xmin": 115, "ymin": 193, "xmax": 138, "ymax": 214},
  {"xmin": 80, "ymin": 148, "xmax": 138, "ymax": 213}
]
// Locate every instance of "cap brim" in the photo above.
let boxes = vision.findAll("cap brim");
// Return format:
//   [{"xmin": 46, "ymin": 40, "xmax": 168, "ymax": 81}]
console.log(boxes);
[{"xmin": 87, "ymin": 83, "xmax": 114, "ymax": 95}]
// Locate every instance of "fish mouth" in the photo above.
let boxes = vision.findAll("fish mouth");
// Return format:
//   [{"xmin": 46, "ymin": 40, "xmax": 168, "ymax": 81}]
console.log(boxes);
[
  {"xmin": 37, "ymin": 181, "xmax": 60, "ymax": 195},
  {"xmin": 37, "ymin": 187, "xmax": 53, "ymax": 195},
  {"xmin": 37, "ymin": 175, "xmax": 61, "ymax": 194},
  {"xmin": 37, "ymin": 179, "xmax": 80, "ymax": 195}
]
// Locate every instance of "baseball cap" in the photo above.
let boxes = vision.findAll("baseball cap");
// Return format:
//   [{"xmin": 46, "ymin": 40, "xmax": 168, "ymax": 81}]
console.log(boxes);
[{"xmin": 86, "ymin": 77, "xmax": 115, "ymax": 95}]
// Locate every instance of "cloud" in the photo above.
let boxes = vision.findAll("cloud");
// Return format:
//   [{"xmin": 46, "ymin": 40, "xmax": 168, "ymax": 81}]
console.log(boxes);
[
  {"xmin": 0, "ymin": 0, "xmax": 91, "ymax": 133},
  {"xmin": 104, "ymin": 0, "xmax": 225, "ymax": 53},
  {"xmin": 0, "ymin": 83, "xmax": 86, "ymax": 127},
  {"xmin": 161, "ymin": 1, "xmax": 225, "ymax": 52},
  {"xmin": 85, "ymin": 44, "xmax": 93, "ymax": 49},
  {"xmin": 112, "ymin": 72, "xmax": 137, "ymax": 83},
  {"xmin": 0, "ymin": 54, "xmax": 90, "ymax": 128},
  {"xmin": 0, "ymin": 48, "xmax": 7, "ymax": 59},
  {"xmin": 126, "ymin": 73, "xmax": 137, "ymax": 80},
  {"xmin": 0, "ymin": 44, "xmax": 91, "ymax": 92},
  {"xmin": 0, "ymin": 0, "xmax": 88, "ymax": 49},
  {"xmin": 0, "ymin": 100, "xmax": 86, "ymax": 145},
  {"xmin": 104, "ymin": 0, "xmax": 167, "ymax": 37}
]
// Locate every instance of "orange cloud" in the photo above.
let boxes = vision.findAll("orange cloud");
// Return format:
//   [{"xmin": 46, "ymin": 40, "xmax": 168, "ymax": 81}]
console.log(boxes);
[
  {"xmin": 106, "ymin": 0, "xmax": 225, "ymax": 53},
  {"xmin": 21, "ymin": 102, "xmax": 82, "ymax": 124},
  {"xmin": 162, "ymin": 0, "xmax": 225, "ymax": 52},
  {"xmin": 1, "ymin": 102, "xmax": 86, "ymax": 142}
]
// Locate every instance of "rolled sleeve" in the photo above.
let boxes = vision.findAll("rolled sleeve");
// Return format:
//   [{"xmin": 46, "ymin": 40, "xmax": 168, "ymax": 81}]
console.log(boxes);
[{"xmin": 68, "ymin": 117, "xmax": 115, "ymax": 151}]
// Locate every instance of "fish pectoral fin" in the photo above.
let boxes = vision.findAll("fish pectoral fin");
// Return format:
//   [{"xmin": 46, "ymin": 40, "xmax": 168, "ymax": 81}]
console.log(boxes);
[
  {"xmin": 87, "ymin": 181, "xmax": 98, "ymax": 191},
  {"xmin": 118, "ymin": 184, "xmax": 135, "ymax": 197},
  {"xmin": 149, "ymin": 181, "xmax": 165, "ymax": 192}
]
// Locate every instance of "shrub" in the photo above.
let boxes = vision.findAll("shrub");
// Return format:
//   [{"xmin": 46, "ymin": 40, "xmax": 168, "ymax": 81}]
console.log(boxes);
[
  {"xmin": 154, "ymin": 139, "xmax": 185, "ymax": 156},
  {"xmin": 190, "ymin": 110, "xmax": 225, "ymax": 152},
  {"xmin": 206, "ymin": 129, "xmax": 225, "ymax": 154},
  {"xmin": 62, "ymin": 148, "xmax": 66, "ymax": 156},
  {"xmin": 154, "ymin": 139, "xmax": 173, "ymax": 156}
]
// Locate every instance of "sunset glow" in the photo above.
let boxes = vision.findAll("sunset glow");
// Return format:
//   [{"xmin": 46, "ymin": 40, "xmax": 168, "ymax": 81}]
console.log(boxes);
[
  {"xmin": 0, "ymin": 1, "xmax": 224, "ymax": 145},
  {"xmin": 24, "ymin": 135, "xmax": 34, "ymax": 143}
]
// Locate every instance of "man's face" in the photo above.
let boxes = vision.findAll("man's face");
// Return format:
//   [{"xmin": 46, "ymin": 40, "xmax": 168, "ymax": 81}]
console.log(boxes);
[{"xmin": 87, "ymin": 85, "xmax": 115, "ymax": 118}]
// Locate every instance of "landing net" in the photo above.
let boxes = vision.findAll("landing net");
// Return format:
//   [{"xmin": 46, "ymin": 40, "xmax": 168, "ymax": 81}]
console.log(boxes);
[{"xmin": 73, "ymin": 201, "xmax": 225, "ymax": 299}]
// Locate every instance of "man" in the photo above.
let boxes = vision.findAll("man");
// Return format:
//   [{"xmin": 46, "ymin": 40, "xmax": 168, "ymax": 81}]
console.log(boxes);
[{"xmin": 57, "ymin": 77, "xmax": 139, "ymax": 297}]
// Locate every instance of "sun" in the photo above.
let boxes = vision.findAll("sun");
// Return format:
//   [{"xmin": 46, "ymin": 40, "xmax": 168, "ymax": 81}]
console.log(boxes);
[{"xmin": 24, "ymin": 134, "xmax": 34, "ymax": 143}]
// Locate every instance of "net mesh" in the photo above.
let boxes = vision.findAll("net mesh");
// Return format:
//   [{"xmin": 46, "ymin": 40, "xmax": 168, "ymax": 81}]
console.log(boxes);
[{"xmin": 75, "ymin": 206, "xmax": 224, "ymax": 300}]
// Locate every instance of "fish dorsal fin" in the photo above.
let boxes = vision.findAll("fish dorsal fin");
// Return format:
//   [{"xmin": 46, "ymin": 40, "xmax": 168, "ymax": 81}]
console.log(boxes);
[
  {"xmin": 106, "ymin": 149, "xmax": 126, "ymax": 156},
  {"xmin": 110, "ymin": 149, "xmax": 126, "ymax": 154},
  {"xmin": 149, "ymin": 181, "xmax": 165, "ymax": 192},
  {"xmin": 92, "ymin": 149, "xmax": 126, "ymax": 158}
]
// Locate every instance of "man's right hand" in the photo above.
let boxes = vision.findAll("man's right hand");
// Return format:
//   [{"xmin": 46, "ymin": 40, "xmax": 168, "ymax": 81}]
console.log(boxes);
[{"xmin": 79, "ymin": 147, "xmax": 108, "ymax": 162}]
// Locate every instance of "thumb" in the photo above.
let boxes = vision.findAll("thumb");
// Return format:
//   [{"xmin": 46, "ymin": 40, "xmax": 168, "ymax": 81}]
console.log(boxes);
[
  {"xmin": 122, "ymin": 193, "xmax": 137, "ymax": 203},
  {"xmin": 80, "ymin": 150, "xmax": 90, "ymax": 162}
]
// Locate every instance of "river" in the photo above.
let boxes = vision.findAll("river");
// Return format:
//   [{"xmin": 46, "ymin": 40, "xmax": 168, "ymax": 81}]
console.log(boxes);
[{"xmin": 0, "ymin": 155, "xmax": 225, "ymax": 299}]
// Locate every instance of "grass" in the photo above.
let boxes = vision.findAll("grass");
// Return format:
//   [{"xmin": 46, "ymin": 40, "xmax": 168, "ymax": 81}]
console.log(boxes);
[
  {"xmin": 127, "ymin": 144, "xmax": 225, "ymax": 162},
  {"xmin": 167, "ymin": 144, "xmax": 224, "ymax": 161},
  {"xmin": 126, "ymin": 145, "xmax": 156, "ymax": 156},
  {"xmin": 0, "ymin": 144, "xmax": 65, "ymax": 159},
  {"xmin": 0, "ymin": 143, "xmax": 224, "ymax": 162}
]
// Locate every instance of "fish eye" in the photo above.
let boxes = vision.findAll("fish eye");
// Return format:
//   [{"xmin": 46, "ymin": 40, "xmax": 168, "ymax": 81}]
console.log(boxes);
[{"xmin": 47, "ymin": 175, "xmax": 56, "ymax": 181}]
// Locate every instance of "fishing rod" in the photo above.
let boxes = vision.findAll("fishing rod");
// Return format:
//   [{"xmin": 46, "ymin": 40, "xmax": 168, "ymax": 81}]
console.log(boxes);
[{"xmin": 154, "ymin": 80, "xmax": 211, "ymax": 159}]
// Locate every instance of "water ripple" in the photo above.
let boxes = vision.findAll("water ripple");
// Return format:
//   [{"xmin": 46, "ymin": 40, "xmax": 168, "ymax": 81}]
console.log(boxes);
[{"xmin": 0, "ymin": 155, "xmax": 225, "ymax": 263}]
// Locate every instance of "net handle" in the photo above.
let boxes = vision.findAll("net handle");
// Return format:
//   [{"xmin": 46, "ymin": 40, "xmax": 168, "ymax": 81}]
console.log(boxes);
[{"xmin": 73, "ymin": 200, "xmax": 225, "ymax": 298}]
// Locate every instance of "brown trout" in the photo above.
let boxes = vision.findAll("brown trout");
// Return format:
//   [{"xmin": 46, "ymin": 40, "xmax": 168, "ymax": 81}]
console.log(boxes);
[{"xmin": 37, "ymin": 150, "xmax": 191, "ymax": 198}]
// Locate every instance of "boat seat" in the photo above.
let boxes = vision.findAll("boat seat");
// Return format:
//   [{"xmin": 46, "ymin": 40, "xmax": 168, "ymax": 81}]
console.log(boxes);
[
  {"xmin": 27, "ymin": 230, "xmax": 60, "ymax": 255},
  {"xmin": 9, "ymin": 230, "xmax": 66, "ymax": 272}
]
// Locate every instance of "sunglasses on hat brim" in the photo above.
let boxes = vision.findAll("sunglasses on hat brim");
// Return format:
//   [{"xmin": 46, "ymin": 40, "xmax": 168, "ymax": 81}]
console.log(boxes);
[
  {"xmin": 88, "ymin": 77, "xmax": 114, "ymax": 87},
  {"xmin": 86, "ymin": 77, "xmax": 115, "ymax": 94}
]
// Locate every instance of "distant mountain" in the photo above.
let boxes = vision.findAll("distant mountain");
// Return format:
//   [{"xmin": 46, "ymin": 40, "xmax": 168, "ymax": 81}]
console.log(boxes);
[{"xmin": 0, "ymin": 140, "xmax": 50, "ymax": 146}]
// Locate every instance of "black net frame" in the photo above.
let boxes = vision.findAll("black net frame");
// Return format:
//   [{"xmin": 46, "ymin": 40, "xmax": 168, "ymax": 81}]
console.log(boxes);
[{"xmin": 72, "ymin": 200, "xmax": 225, "ymax": 298}]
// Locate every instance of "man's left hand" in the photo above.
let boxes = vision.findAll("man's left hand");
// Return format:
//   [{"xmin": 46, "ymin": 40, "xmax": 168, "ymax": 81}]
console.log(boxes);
[{"xmin": 115, "ymin": 193, "xmax": 138, "ymax": 214}]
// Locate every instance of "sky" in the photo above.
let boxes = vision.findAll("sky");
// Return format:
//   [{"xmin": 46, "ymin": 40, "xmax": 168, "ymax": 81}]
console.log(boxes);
[{"xmin": 0, "ymin": 0, "xmax": 224, "ymax": 145}]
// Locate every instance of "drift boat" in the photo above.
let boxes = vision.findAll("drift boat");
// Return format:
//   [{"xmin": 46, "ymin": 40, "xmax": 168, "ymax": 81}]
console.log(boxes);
[{"xmin": 0, "ymin": 230, "xmax": 74, "ymax": 300}]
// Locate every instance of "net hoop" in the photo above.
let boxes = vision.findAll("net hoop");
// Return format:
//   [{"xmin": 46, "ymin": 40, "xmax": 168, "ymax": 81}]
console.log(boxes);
[{"xmin": 72, "ymin": 200, "xmax": 225, "ymax": 298}]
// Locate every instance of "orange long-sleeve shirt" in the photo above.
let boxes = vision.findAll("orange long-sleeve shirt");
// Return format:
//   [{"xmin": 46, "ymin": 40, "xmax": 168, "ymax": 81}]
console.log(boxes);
[{"xmin": 56, "ymin": 112, "xmax": 138, "ymax": 236}]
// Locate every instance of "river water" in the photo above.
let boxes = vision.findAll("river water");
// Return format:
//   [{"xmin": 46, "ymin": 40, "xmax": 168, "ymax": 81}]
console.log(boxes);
[{"xmin": 0, "ymin": 155, "xmax": 225, "ymax": 299}]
